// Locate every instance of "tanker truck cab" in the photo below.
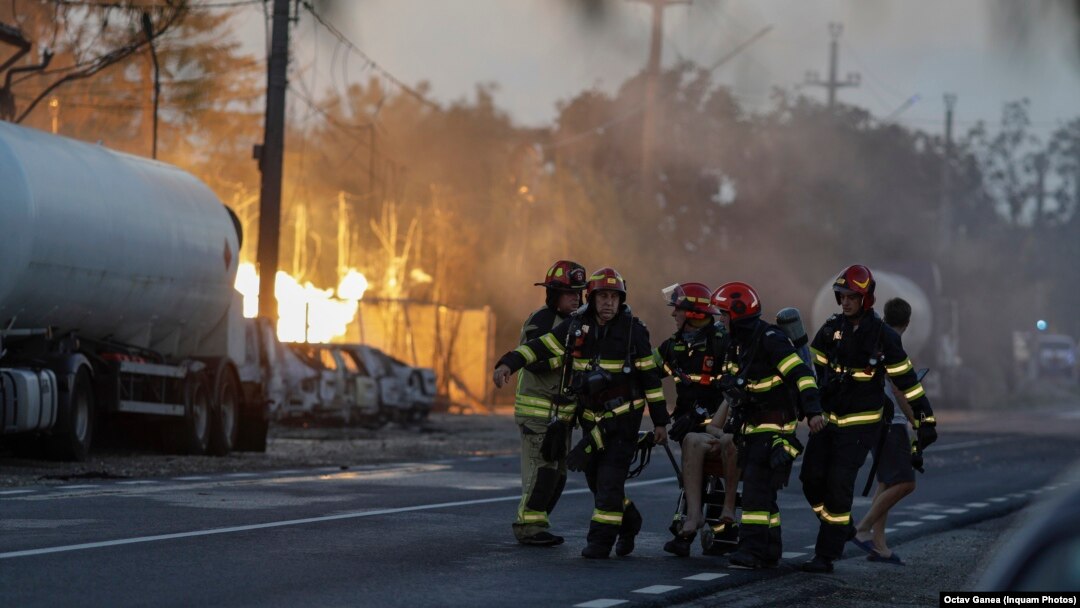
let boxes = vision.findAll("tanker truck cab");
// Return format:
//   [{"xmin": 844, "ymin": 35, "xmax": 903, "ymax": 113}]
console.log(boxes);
[{"xmin": 0, "ymin": 122, "xmax": 271, "ymax": 460}]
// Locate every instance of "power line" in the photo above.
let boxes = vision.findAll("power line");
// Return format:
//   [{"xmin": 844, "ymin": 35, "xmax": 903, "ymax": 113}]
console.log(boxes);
[
  {"xmin": 51, "ymin": 0, "xmax": 263, "ymax": 8},
  {"xmin": 300, "ymin": 0, "xmax": 439, "ymax": 111}
]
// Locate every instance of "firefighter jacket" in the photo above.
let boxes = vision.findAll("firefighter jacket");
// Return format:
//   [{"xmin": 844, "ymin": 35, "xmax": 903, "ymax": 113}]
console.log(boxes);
[
  {"xmin": 497, "ymin": 306, "xmax": 671, "ymax": 430},
  {"xmin": 654, "ymin": 323, "xmax": 729, "ymax": 420},
  {"xmin": 513, "ymin": 306, "xmax": 575, "ymax": 425},
  {"xmin": 724, "ymin": 318, "xmax": 822, "ymax": 434},
  {"xmin": 809, "ymin": 311, "xmax": 934, "ymax": 431}
]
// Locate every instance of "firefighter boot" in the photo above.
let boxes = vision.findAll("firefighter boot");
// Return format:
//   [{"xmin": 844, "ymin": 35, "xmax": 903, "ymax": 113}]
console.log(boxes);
[
  {"xmin": 800, "ymin": 555, "xmax": 834, "ymax": 574},
  {"xmin": 615, "ymin": 501, "xmax": 643, "ymax": 556},
  {"xmin": 519, "ymin": 531, "xmax": 564, "ymax": 547}
]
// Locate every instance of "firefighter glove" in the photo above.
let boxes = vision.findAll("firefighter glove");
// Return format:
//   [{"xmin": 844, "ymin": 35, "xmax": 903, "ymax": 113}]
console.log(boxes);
[
  {"xmin": 916, "ymin": 420, "xmax": 937, "ymax": 450},
  {"xmin": 566, "ymin": 438, "xmax": 592, "ymax": 472}
]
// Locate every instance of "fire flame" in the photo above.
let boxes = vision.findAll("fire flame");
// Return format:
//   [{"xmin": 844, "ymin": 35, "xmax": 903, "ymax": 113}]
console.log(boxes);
[{"xmin": 234, "ymin": 263, "xmax": 368, "ymax": 343}]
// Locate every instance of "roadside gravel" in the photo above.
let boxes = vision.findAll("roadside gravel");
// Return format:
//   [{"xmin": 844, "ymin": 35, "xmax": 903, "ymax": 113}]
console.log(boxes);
[{"xmin": 0, "ymin": 413, "xmax": 520, "ymax": 487}]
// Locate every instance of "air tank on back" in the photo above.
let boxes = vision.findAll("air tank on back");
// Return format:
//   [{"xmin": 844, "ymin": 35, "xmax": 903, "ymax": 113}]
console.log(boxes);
[
  {"xmin": 0, "ymin": 121, "xmax": 240, "ymax": 358},
  {"xmin": 810, "ymin": 269, "xmax": 933, "ymax": 361}
]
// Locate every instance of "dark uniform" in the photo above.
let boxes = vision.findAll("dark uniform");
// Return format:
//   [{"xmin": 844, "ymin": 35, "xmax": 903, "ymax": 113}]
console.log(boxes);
[
  {"xmin": 802, "ymin": 310, "xmax": 933, "ymax": 563},
  {"xmin": 655, "ymin": 323, "xmax": 729, "ymax": 422},
  {"xmin": 497, "ymin": 306, "xmax": 670, "ymax": 555},
  {"xmin": 724, "ymin": 317, "xmax": 821, "ymax": 566}
]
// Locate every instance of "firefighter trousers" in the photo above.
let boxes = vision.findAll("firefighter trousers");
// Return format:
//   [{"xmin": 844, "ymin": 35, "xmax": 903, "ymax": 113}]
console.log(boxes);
[
  {"xmin": 737, "ymin": 433, "xmax": 783, "ymax": 563},
  {"xmin": 582, "ymin": 428, "xmax": 641, "ymax": 549},
  {"xmin": 513, "ymin": 421, "xmax": 570, "ymax": 540},
  {"xmin": 799, "ymin": 423, "xmax": 878, "ymax": 560}
]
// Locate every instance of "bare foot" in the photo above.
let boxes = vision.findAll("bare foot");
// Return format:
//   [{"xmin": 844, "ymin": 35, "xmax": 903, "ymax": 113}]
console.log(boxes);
[
  {"xmin": 855, "ymin": 531, "xmax": 873, "ymax": 543},
  {"xmin": 680, "ymin": 517, "xmax": 703, "ymax": 536},
  {"xmin": 720, "ymin": 507, "xmax": 737, "ymax": 524}
]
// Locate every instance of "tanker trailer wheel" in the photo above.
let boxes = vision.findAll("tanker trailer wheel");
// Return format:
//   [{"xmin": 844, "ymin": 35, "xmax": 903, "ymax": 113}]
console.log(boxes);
[
  {"xmin": 48, "ymin": 367, "xmax": 95, "ymax": 462},
  {"xmin": 208, "ymin": 365, "xmax": 240, "ymax": 456},
  {"xmin": 178, "ymin": 373, "xmax": 211, "ymax": 455}
]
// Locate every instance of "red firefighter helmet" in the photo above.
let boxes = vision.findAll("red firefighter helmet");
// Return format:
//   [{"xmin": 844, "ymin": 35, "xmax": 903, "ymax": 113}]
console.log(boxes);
[
  {"xmin": 711, "ymin": 282, "xmax": 762, "ymax": 321},
  {"xmin": 586, "ymin": 267, "xmax": 627, "ymax": 300},
  {"xmin": 535, "ymin": 260, "xmax": 587, "ymax": 291},
  {"xmin": 663, "ymin": 282, "xmax": 720, "ymax": 318},
  {"xmin": 832, "ymin": 264, "xmax": 876, "ymax": 310}
]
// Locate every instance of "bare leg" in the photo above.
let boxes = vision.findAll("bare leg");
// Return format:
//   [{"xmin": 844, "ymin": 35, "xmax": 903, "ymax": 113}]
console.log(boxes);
[
  {"xmin": 855, "ymin": 481, "xmax": 915, "ymax": 556},
  {"xmin": 679, "ymin": 433, "xmax": 719, "ymax": 533},
  {"xmin": 855, "ymin": 482, "xmax": 885, "ymax": 540},
  {"xmin": 720, "ymin": 434, "xmax": 740, "ymax": 523}
]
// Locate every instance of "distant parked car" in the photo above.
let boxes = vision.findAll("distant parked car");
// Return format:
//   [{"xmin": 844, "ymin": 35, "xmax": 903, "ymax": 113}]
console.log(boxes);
[
  {"xmin": 384, "ymin": 354, "xmax": 436, "ymax": 423},
  {"xmin": 277, "ymin": 345, "xmax": 322, "ymax": 424}
]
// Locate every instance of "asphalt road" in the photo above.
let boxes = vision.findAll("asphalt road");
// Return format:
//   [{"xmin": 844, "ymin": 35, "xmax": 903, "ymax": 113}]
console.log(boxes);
[{"xmin": 3, "ymin": 405, "xmax": 1080, "ymax": 608}]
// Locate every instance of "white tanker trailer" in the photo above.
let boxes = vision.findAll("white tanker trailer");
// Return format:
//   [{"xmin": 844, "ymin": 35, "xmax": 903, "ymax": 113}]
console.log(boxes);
[
  {"xmin": 0, "ymin": 122, "xmax": 273, "ymax": 459},
  {"xmin": 811, "ymin": 266, "xmax": 963, "ymax": 404}
]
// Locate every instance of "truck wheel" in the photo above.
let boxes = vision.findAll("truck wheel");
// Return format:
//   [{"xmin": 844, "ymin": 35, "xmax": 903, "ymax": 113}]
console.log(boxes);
[
  {"xmin": 48, "ymin": 367, "xmax": 95, "ymax": 462},
  {"xmin": 179, "ymin": 374, "xmax": 211, "ymax": 455},
  {"xmin": 208, "ymin": 366, "xmax": 240, "ymax": 456}
]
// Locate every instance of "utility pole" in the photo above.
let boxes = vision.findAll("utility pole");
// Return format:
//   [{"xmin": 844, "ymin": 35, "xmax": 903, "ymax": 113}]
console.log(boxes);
[
  {"xmin": 255, "ymin": 0, "xmax": 292, "ymax": 323},
  {"xmin": 141, "ymin": 12, "xmax": 161, "ymax": 160},
  {"xmin": 630, "ymin": 0, "xmax": 689, "ymax": 205},
  {"xmin": 940, "ymin": 93, "xmax": 957, "ymax": 251},
  {"xmin": 803, "ymin": 22, "xmax": 860, "ymax": 111}
]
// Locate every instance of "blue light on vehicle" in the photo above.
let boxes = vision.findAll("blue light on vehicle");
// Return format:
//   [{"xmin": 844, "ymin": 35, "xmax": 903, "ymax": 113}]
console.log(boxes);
[{"xmin": 1036, "ymin": 320, "xmax": 1048, "ymax": 331}]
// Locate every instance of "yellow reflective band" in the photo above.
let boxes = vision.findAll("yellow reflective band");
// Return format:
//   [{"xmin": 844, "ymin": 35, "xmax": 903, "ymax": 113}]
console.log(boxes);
[
  {"xmin": 819, "ymin": 508, "xmax": 851, "ymax": 525},
  {"xmin": 826, "ymin": 408, "xmax": 883, "ymax": 427},
  {"xmin": 850, "ymin": 369, "xmax": 876, "ymax": 381},
  {"xmin": 769, "ymin": 512, "xmax": 781, "ymax": 528},
  {"xmin": 646, "ymin": 388, "xmax": 664, "ymax": 402},
  {"xmin": 518, "ymin": 510, "xmax": 548, "ymax": 523},
  {"xmin": 777, "ymin": 353, "xmax": 802, "ymax": 376},
  {"xmin": 905, "ymin": 383, "xmax": 926, "ymax": 400},
  {"xmin": 573, "ymin": 358, "xmax": 591, "ymax": 371},
  {"xmin": 747, "ymin": 375, "xmax": 783, "ymax": 392},
  {"xmin": 812, "ymin": 503, "xmax": 824, "ymax": 514},
  {"xmin": 724, "ymin": 362, "xmax": 739, "ymax": 373},
  {"xmin": 911, "ymin": 439, "xmax": 919, "ymax": 455},
  {"xmin": 590, "ymin": 426, "xmax": 604, "ymax": 450},
  {"xmin": 514, "ymin": 403, "xmax": 550, "ymax": 419},
  {"xmin": 635, "ymin": 356, "xmax": 658, "ymax": 371},
  {"xmin": 592, "ymin": 510, "xmax": 623, "ymax": 525},
  {"xmin": 539, "ymin": 333, "xmax": 565, "ymax": 356},
  {"xmin": 886, "ymin": 358, "xmax": 914, "ymax": 376},
  {"xmin": 744, "ymin": 420, "xmax": 798, "ymax": 434},
  {"xmin": 516, "ymin": 394, "xmax": 552, "ymax": 408},
  {"xmin": 514, "ymin": 344, "xmax": 538, "ymax": 364},
  {"xmin": 598, "ymin": 360, "xmax": 625, "ymax": 372},
  {"xmin": 781, "ymin": 443, "xmax": 799, "ymax": 458},
  {"xmin": 741, "ymin": 511, "xmax": 771, "ymax": 525},
  {"xmin": 811, "ymin": 347, "xmax": 829, "ymax": 366},
  {"xmin": 547, "ymin": 357, "xmax": 563, "ymax": 370},
  {"xmin": 922, "ymin": 415, "xmax": 936, "ymax": 424},
  {"xmin": 797, "ymin": 376, "xmax": 818, "ymax": 391}
]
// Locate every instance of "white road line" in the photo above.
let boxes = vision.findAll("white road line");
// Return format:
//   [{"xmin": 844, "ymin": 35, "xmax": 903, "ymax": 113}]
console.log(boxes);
[
  {"xmin": 633, "ymin": 585, "xmax": 681, "ymax": 595},
  {"xmin": 224, "ymin": 473, "xmax": 257, "ymax": 478},
  {"xmin": 804, "ymin": 544, "xmax": 816, "ymax": 549},
  {"xmin": 0, "ymin": 476, "xmax": 677, "ymax": 560},
  {"xmin": 684, "ymin": 573, "xmax": 728, "ymax": 581},
  {"xmin": 173, "ymin": 476, "xmax": 211, "ymax": 481},
  {"xmin": 965, "ymin": 502, "xmax": 989, "ymax": 508},
  {"xmin": 1008, "ymin": 493, "xmax": 1027, "ymax": 498},
  {"xmin": 782, "ymin": 552, "xmax": 806, "ymax": 558},
  {"xmin": 942, "ymin": 509, "xmax": 969, "ymax": 514},
  {"xmin": 932, "ymin": 438, "xmax": 1005, "ymax": 452},
  {"xmin": 271, "ymin": 470, "xmax": 301, "ymax": 475},
  {"xmin": 988, "ymin": 498, "xmax": 1008, "ymax": 503},
  {"xmin": 920, "ymin": 515, "xmax": 947, "ymax": 520},
  {"xmin": 574, "ymin": 600, "xmax": 628, "ymax": 608},
  {"xmin": 59, "ymin": 485, "xmax": 99, "ymax": 490},
  {"xmin": 117, "ymin": 481, "xmax": 158, "ymax": 485},
  {"xmin": 0, "ymin": 490, "xmax": 34, "ymax": 496},
  {"xmin": 884, "ymin": 528, "xmax": 897, "ymax": 533},
  {"xmin": 895, "ymin": 521, "xmax": 924, "ymax": 527}
]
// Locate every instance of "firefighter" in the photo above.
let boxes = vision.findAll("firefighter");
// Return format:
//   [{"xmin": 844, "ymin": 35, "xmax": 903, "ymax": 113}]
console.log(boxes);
[
  {"xmin": 799, "ymin": 265, "xmax": 936, "ymax": 574},
  {"xmin": 711, "ymin": 282, "xmax": 825, "ymax": 570},
  {"xmin": 653, "ymin": 282, "xmax": 740, "ymax": 556},
  {"xmin": 509, "ymin": 260, "xmax": 587, "ymax": 547},
  {"xmin": 493, "ymin": 267, "xmax": 670, "ymax": 559}
]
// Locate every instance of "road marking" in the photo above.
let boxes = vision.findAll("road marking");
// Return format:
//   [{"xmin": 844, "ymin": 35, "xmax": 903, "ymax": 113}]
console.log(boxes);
[
  {"xmin": 932, "ymin": 438, "xmax": 1005, "ymax": 452},
  {"xmin": 884, "ymin": 528, "xmax": 897, "ymax": 533},
  {"xmin": 920, "ymin": 515, "xmax": 946, "ymax": 520},
  {"xmin": 574, "ymin": 600, "xmax": 628, "ymax": 608},
  {"xmin": 633, "ymin": 585, "xmax": 680, "ymax": 595},
  {"xmin": 173, "ymin": 476, "xmax": 211, "ymax": 481},
  {"xmin": 271, "ymin": 470, "xmax": 301, "ymax": 475},
  {"xmin": 0, "ymin": 490, "xmax": 34, "ymax": 496},
  {"xmin": 0, "ymin": 476, "xmax": 677, "ymax": 559},
  {"xmin": 117, "ymin": 481, "xmax": 158, "ymax": 485},
  {"xmin": 804, "ymin": 544, "xmax": 816, "ymax": 549},
  {"xmin": 988, "ymin": 498, "xmax": 1008, "ymax": 503},
  {"xmin": 942, "ymin": 508, "xmax": 968, "ymax": 514},
  {"xmin": 1008, "ymin": 493, "xmax": 1027, "ymax": 498},
  {"xmin": 684, "ymin": 573, "xmax": 728, "ymax": 581},
  {"xmin": 965, "ymin": 502, "xmax": 988, "ymax": 508},
  {"xmin": 895, "ymin": 521, "xmax": 924, "ymax": 527},
  {"xmin": 60, "ymin": 485, "xmax": 99, "ymax": 490},
  {"xmin": 224, "ymin": 473, "xmax": 257, "ymax": 478},
  {"xmin": 782, "ymin": 552, "xmax": 806, "ymax": 558}
]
